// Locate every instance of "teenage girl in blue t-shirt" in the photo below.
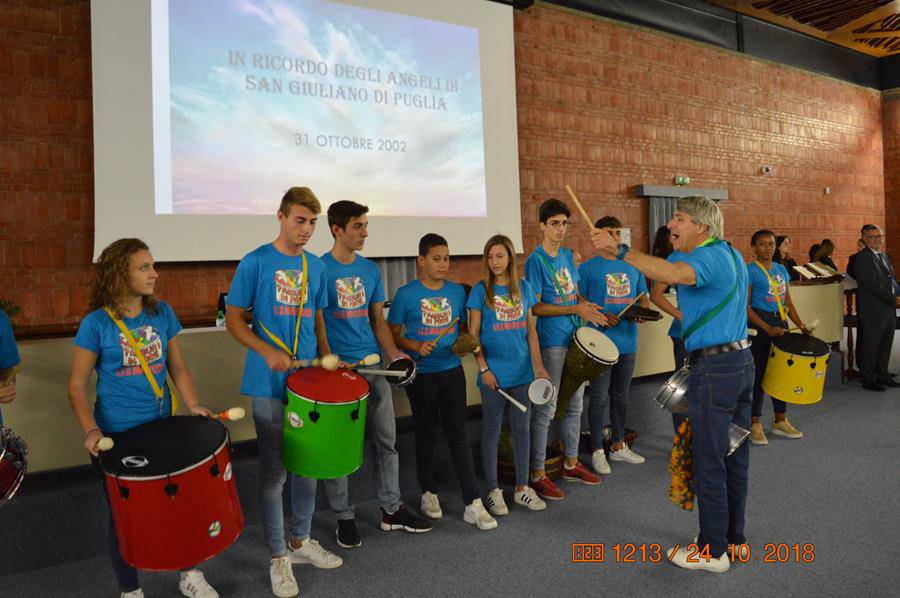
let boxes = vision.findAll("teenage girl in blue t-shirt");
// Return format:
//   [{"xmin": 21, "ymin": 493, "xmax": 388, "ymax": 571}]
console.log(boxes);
[
  {"xmin": 68, "ymin": 238, "xmax": 218, "ymax": 598},
  {"xmin": 468, "ymin": 234, "xmax": 550, "ymax": 516}
]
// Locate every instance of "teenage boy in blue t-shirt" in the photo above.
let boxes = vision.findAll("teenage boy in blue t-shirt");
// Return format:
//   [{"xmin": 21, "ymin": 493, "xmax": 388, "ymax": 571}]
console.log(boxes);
[
  {"xmin": 592, "ymin": 196, "xmax": 752, "ymax": 574},
  {"xmin": 320, "ymin": 201, "xmax": 433, "ymax": 548},
  {"xmin": 0, "ymin": 308, "xmax": 20, "ymax": 426},
  {"xmin": 579, "ymin": 216, "xmax": 650, "ymax": 475},
  {"xmin": 524, "ymin": 199, "xmax": 610, "ymax": 500},
  {"xmin": 388, "ymin": 234, "xmax": 497, "ymax": 531},
  {"xmin": 225, "ymin": 187, "xmax": 341, "ymax": 598}
]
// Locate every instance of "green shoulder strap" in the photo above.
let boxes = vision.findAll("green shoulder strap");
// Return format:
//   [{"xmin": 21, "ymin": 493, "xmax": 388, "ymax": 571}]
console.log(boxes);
[
  {"xmin": 535, "ymin": 249, "xmax": 581, "ymax": 328},
  {"xmin": 682, "ymin": 239, "xmax": 741, "ymax": 341}
]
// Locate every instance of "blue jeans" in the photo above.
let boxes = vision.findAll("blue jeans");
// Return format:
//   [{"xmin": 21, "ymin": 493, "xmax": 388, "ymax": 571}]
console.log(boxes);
[
  {"xmin": 324, "ymin": 372, "xmax": 402, "ymax": 518},
  {"xmin": 252, "ymin": 396, "xmax": 318, "ymax": 557},
  {"xmin": 688, "ymin": 348, "xmax": 754, "ymax": 557},
  {"xmin": 587, "ymin": 353, "xmax": 636, "ymax": 447},
  {"xmin": 672, "ymin": 337, "xmax": 688, "ymax": 431},
  {"xmin": 531, "ymin": 346, "xmax": 586, "ymax": 466},
  {"xmin": 480, "ymin": 384, "xmax": 532, "ymax": 488}
]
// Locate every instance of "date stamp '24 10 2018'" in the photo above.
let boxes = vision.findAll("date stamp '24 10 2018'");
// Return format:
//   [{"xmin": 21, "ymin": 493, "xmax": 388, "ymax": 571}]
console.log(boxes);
[{"xmin": 571, "ymin": 543, "xmax": 817, "ymax": 564}]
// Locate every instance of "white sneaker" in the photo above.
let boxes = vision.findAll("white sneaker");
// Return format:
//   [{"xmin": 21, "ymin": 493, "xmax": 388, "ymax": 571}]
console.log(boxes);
[
  {"xmin": 513, "ymin": 486, "xmax": 547, "ymax": 511},
  {"xmin": 288, "ymin": 538, "xmax": 343, "ymax": 569},
  {"xmin": 608, "ymin": 444, "xmax": 645, "ymax": 464},
  {"xmin": 486, "ymin": 488, "xmax": 509, "ymax": 516},
  {"xmin": 179, "ymin": 569, "xmax": 218, "ymax": 598},
  {"xmin": 269, "ymin": 556, "xmax": 299, "ymax": 598},
  {"xmin": 463, "ymin": 498, "xmax": 498, "ymax": 530},
  {"xmin": 121, "ymin": 590, "xmax": 144, "ymax": 598},
  {"xmin": 667, "ymin": 545, "xmax": 730, "ymax": 573},
  {"xmin": 591, "ymin": 449, "xmax": 611, "ymax": 474},
  {"xmin": 421, "ymin": 491, "xmax": 443, "ymax": 519}
]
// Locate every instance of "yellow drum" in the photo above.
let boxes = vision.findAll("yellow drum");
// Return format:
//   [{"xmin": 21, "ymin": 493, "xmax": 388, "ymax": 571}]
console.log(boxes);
[{"xmin": 761, "ymin": 333, "xmax": 830, "ymax": 404}]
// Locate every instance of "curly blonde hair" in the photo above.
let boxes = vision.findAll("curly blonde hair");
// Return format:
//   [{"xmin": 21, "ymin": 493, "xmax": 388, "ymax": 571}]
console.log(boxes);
[{"xmin": 88, "ymin": 238, "xmax": 158, "ymax": 317}]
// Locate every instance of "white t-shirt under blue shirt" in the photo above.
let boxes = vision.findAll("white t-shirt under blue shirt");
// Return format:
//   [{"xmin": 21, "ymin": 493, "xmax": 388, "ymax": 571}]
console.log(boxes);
[
  {"xmin": 226, "ymin": 244, "xmax": 329, "ymax": 400},
  {"xmin": 387, "ymin": 279, "xmax": 467, "ymax": 374},
  {"xmin": 524, "ymin": 245, "xmax": 580, "ymax": 348},
  {"xmin": 467, "ymin": 279, "xmax": 537, "ymax": 388},
  {"xmin": 320, "ymin": 252, "xmax": 385, "ymax": 364},
  {"xmin": 73, "ymin": 303, "xmax": 180, "ymax": 433}
]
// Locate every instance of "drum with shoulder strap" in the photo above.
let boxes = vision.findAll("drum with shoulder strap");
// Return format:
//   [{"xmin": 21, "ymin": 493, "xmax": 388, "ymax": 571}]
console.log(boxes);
[
  {"xmin": 554, "ymin": 327, "xmax": 618, "ymax": 419},
  {"xmin": 761, "ymin": 333, "xmax": 830, "ymax": 404}
]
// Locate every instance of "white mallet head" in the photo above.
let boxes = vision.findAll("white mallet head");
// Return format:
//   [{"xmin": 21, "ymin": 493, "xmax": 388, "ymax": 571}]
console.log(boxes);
[
  {"xmin": 362, "ymin": 354, "xmax": 380, "ymax": 366},
  {"xmin": 320, "ymin": 354, "xmax": 340, "ymax": 371},
  {"xmin": 97, "ymin": 437, "xmax": 114, "ymax": 452}
]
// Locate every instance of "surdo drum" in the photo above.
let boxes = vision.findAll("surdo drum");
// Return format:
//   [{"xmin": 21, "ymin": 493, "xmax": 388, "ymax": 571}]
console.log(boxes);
[{"xmin": 99, "ymin": 417, "xmax": 243, "ymax": 570}]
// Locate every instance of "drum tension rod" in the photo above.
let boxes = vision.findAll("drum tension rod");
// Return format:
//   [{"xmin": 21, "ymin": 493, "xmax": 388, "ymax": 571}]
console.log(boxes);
[
  {"xmin": 115, "ymin": 476, "xmax": 129, "ymax": 499},
  {"xmin": 164, "ymin": 474, "xmax": 179, "ymax": 497},
  {"xmin": 309, "ymin": 402, "xmax": 320, "ymax": 423},
  {"xmin": 351, "ymin": 399, "xmax": 361, "ymax": 421}
]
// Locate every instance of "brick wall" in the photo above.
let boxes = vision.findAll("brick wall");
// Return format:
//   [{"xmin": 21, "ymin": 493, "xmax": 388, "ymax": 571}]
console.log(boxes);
[
  {"xmin": 883, "ymin": 94, "xmax": 900, "ymax": 265},
  {"xmin": 0, "ymin": 1, "xmax": 888, "ymax": 327}
]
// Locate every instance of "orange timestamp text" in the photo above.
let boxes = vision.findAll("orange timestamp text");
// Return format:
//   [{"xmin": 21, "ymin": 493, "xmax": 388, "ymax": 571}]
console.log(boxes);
[{"xmin": 571, "ymin": 543, "xmax": 817, "ymax": 564}]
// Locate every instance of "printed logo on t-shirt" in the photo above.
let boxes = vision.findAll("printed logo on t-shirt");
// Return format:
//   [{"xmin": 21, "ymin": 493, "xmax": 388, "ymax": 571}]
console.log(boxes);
[
  {"xmin": 605, "ymin": 272, "xmax": 631, "ymax": 298},
  {"xmin": 420, "ymin": 297, "xmax": 452, "ymax": 327},
  {"xmin": 274, "ymin": 270, "xmax": 307, "ymax": 306},
  {"xmin": 493, "ymin": 294, "xmax": 524, "ymax": 322},
  {"xmin": 767, "ymin": 275, "xmax": 786, "ymax": 302},
  {"xmin": 336, "ymin": 276, "xmax": 366, "ymax": 310},
  {"xmin": 554, "ymin": 267, "xmax": 576, "ymax": 295},
  {"xmin": 119, "ymin": 325, "xmax": 163, "ymax": 367}
]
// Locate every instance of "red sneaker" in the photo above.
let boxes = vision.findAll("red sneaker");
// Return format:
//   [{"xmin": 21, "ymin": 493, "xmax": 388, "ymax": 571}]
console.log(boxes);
[
  {"xmin": 529, "ymin": 476, "xmax": 566, "ymax": 500},
  {"xmin": 562, "ymin": 461, "xmax": 602, "ymax": 485}
]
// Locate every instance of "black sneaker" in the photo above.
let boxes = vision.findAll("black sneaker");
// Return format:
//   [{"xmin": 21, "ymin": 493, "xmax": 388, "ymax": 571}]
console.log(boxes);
[
  {"xmin": 380, "ymin": 505, "xmax": 433, "ymax": 533},
  {"xmin": 336, "ymin": 518, "xmax": 362, "ymax": 548}
]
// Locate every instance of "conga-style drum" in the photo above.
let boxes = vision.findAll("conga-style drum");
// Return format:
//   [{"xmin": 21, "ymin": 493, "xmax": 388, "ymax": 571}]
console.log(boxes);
[
  {"xmin": 761, "ymin": 333, "xmax": 830, "ymax": 404},
  {"xmin": 0, "ymin": 426, "xmax": 27, "ymax": 504},
  {"xmin": 99, "ymin": 417, "xmax": 243, "ymax": 570},
  {"xmin": 554, "ymin": 327, "xmax": 619, "ymax": 419},
  {"xmin": 282, "ymin": 367, "xmax": 370, "ymax": 479}
]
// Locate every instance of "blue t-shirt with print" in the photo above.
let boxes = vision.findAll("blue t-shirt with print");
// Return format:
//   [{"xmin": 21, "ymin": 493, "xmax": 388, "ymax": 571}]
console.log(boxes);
[
  {"xmin": 524, "ymin": 245, "xmax": 580, "ymax": 348},
  {"xmin": 0, "ymin": 309, "xmax": 21, "ymax": 426},
  {"xmin": 73, "ymin": 303, "xmax": 180, "ymax": 433},
  {"xmin": 578, "ymin": 256, "xmax": 647, "ymax": 355},
  {"xmin": 227, "ymin": 244, "xmax": 329, "ymax": 400},
  {"xmin": 387, "ymin": 279, "xmax": 467, "ymax": 374},
  {"xmin": 467, "ymin": 279, "xmax": 537, "ymax": 388},
  {"xmin": 672, "ymin": 241, "xmax": 749, "ymax": 352},
  {"xmin": 321, "ymin": 253, "xmax": 385, "ymax": 364},
  {"xmin": 747, "ymin": 261, "xmax": 789, "ymax": 315}
]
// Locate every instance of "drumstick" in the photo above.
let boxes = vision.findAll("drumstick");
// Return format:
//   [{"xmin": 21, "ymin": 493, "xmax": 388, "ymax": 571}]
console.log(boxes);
[
  {"xmin": 348, "ymin": 354, "xmax": 380, "ymax": 369},
  {"xmin": 0, "ymin": 363, "xmax": 22, "ymax": 385},
  {"xmin": 432, "ymin": 317, "xmax": 460, "ymax": 344},
  {"xmin": 497, "ymin": 388, "xmax": 528, "ymax": 413},
  {"xmin": 616, "ymin": 292, "xmax": 647, "ymax": 317},
  {"xmin": 788, "ymin": 318, "xmax": 820, "ymax": 333},
  {"xmin": 215, "ymin": 407, "xmax": 246, "ymax": 421},
  {"xmin": 564, "ymin": 185, "xmax": 595, "ymax": 232},
  {"xmin": 290, "ymin": 354, "xmax": 340, "ymax": 371},
  {"xmin": 356, "ymin": 368, "xmax": 406, "ymax": 377},
  {"xmin": 97, "ymin": 437, "xmax": 114, "ymax": 452},
  {"xmin": 747, "ymin": 328, "xmax": 758, "ymax": 337}
]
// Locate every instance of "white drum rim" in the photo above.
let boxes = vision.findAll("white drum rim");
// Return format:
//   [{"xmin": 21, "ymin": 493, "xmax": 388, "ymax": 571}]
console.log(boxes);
[
  {"xmin": 285, "ymin": 391, "xmax": 371, "ymax": 407},
  {"xmin": 528, "ymin": 377, "xmax": 555, "ymax": 404},
  {"xmin": 573, "ymin": 326, "xmax": 619, "ymax": 364}
]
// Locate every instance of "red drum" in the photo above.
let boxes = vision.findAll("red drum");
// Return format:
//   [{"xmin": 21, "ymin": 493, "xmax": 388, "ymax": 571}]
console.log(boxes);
[
  {"xmin": 0, "ymin": 426, "xmax": 27, "ymax": 504},
  {"xmin": 99, "ymin": 417, "xmax": 243, "ymax": 570}
]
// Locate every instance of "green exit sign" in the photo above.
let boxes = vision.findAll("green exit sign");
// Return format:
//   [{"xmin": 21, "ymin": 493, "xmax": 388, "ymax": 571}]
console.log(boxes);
[{"xmin": 674, "ymin": 175, "xmax": 690, "ymax": 186}]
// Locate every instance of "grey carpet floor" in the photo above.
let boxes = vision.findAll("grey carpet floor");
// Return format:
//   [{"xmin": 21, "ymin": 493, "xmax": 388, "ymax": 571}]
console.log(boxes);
[{"xmin": 2, "ymin": 345, "xmax": 898, "ymax": 597}]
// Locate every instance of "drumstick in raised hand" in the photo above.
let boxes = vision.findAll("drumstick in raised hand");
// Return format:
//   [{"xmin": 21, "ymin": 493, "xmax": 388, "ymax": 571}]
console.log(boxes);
[
  {"xmin": 564, "ymin": 185, "xmax": 595, "ymax": 233},
  {"xmin": 215, "ymin": 407, "xmax": 246, "ymax": 421},
  {"xmin": 497, "ymin": 388, "xmax": 528, "ymax": 413},
  {"xmin": 348, "ymin": 354, "xmax": 380, "ymax": 369},
  {"xmin": 291, "ymin": 354, "xmax": 340, "ymax": 371},
  {"xmin": 432, "ymin": 317, "xmax": 460, "ymax": 345},
  {"xmin": 616, "ymin": 292, "xmax": 647, "ymax": 318}
]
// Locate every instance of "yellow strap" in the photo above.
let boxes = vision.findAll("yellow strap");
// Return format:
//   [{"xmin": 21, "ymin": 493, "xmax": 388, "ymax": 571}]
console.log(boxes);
[
  {"xmin": 258, "ymin": 251, "xmax": 309, "ymax": 358},
  {"xmin": 103, "ymin": 307, "xmax": 164, "ymax": 399},
  {"xmin": 754, "ymin": 262, "xmax": 787, "ymax": 321}
]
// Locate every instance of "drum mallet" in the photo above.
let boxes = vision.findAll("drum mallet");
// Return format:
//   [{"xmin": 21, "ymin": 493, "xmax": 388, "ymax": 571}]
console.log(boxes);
[
  {"xmin": 356, "ymin": 368, "xmax": 406, "ymax": 378},
  {"xmin": 432, "ymin": 317, "xmax": 460, "ymax": 345},
  {"xmin": 215, "ymin": 407, "xmax": 246, "ymax": 421},
  {"xmin": 348, "ymin": 354, "xmax": 380, "ymax": 369},
  {"xmin": 497, "ymin": 388, "xmax": 528, "ymax": 413},
  {"xmin": 291, "ymin": 354, "xmax": 340, "ymax": 371},
  {"xmin": 616, "ymin": 292, "xmax": 647, "ymax": 318},
  {"xmin": 564, "ymin": 185, "xmax": 596, "ymax": 233},
  {"xmin": 97, "ymin": 437, "xmax": 115, "ymax": 451},
  {"xmin": 789, "ymin": 318, "xmax": 820, "ymax": 333}
]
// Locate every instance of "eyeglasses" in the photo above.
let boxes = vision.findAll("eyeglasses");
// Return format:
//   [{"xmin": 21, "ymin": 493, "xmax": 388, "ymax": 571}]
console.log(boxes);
[
  {"xmin": 865, "ymin": 234, "xmax": 884, "ymax": 239},
  {"xmin": 546, "ymin": 220, "xmax": 571, "ymax": 229}
]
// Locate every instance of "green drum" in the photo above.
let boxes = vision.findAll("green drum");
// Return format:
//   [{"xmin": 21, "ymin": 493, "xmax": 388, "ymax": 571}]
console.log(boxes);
[{"xmin": 282, "ymin": 367, "xmax": 370, "ymax": 479}]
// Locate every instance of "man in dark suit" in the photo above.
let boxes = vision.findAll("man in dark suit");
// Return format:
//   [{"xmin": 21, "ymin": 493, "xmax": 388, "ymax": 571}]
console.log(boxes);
[{"xmin": 847, "ymin": 224, "xmax": 900, "ymax": 391}]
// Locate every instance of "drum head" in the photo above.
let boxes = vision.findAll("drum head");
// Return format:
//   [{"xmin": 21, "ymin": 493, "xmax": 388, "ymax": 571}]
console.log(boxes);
[
  {"xmin": 386, "ymin": 358, "xmax": 417, "ymax": 387},
  {"xmin": 99, "ymin": 417, "xmax": 225, "ymax": 477},
  {"xmin": 574, "ymin": 327, "xmax": 619, "ymax": 364},
  {"xmin": 772, "ymin": 333, "xmax": 830, "ymax": 358},
  {"xmin": 528, "ymin": 378, "xmax": 555, "ymax": 405},
  {"xmin": 286, "ymin": 367, "xmax": 369, "ymax": 403}
]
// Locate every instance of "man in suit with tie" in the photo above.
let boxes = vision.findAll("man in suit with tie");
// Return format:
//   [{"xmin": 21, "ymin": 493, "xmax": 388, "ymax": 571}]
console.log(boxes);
[{"xmin": 847, "ymin": 224, "xmax": 900, "ymax": 391}]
